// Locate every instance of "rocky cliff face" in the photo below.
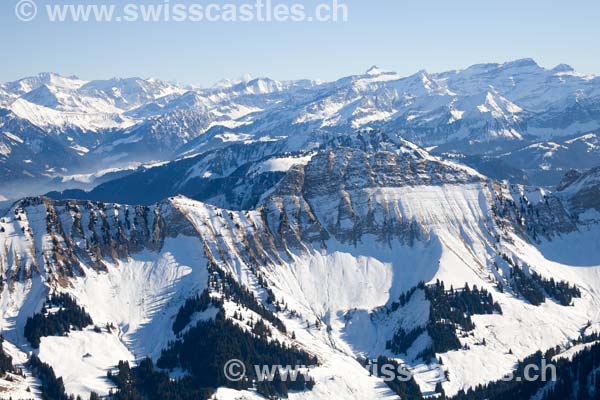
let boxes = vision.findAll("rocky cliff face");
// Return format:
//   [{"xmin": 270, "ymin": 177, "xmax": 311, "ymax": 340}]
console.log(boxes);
[
  {"xmin": 262, "ymin": 145, "xmax": 485, "ymax": 248},
  {"xmin": 3, "ymin": 140, "xmax": 597, "ymax": 287},
  {"xmin": 0, "ymin": 197, "xmax": 198, "ymax": 289},
  {"xmin": 558, "ymin": 166, "xmax": 600, "ymax": 214}
]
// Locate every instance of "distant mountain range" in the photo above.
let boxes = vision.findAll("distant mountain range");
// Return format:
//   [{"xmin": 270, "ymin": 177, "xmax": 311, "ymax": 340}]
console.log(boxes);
[{"xmin": 1, "ymin": 59, "xmax": 599, "ymax": 204}]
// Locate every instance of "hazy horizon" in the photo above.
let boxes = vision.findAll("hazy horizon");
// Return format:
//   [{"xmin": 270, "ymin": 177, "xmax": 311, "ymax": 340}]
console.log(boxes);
[
  {"xmin": 2, "ymin": 0, "xmax": 599, "ymax": 85},
  {"xmin": 1, "ymin": 57, "xmax": 595, "ymax": 88}
]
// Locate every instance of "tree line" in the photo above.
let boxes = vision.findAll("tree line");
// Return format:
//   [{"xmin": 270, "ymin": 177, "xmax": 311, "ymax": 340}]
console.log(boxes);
[
  {"xmin": 502, "ymin": 254, "xmax": 582, "ymax": 306},
  {"xmin": 387, "ymin": 281, "xmax": 502, "ymax": 360},
  {"xmin": 155, "ymin": 309, "xmax": 317, "ymax": 399},
  {"xmin": 24, "ymin": 293, "xmax": 93, "ymax": 348}
]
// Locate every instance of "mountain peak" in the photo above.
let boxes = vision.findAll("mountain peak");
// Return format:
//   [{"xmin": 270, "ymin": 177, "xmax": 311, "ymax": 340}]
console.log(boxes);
[
  {"xmin": 365, "ymin": 65, "xmax": 386, "ymax": 76},
  {"xmin": 37, "ymin": 71, "xmax": 80, "ymax": 80},
  {"xmin": 5, "ymin": 72, "xmax": 86, "ymax": 94},
  {"xmin": 417, "ymin": 68, "xmax": 431, "ymax": 78},
  {"xmin": 211, "ymin": 73, "xmax": 254, "ymax": 89},
  {"xmin": 552, "ymin": 63, "xmax": 575, "ymax": 73},
  {"xmin": 501, "ymin": 58, "xmax": 540, "ymax": 69}
]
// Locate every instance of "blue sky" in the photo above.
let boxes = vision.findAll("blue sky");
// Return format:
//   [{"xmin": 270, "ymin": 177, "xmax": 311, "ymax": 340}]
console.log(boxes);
[{"xmin": 2, "ymin": 0, "xmax": 599, "ymax": 85}]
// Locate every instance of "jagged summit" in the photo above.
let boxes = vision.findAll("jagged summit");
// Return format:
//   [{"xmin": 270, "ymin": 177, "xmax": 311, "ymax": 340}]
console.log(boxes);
[
  {"xmin": 501, "ymin": 57, "xmax": 540, "ymax": 68},
  {"xmin": 552, "ymin": 63, "xmax": 576, "ymax": 73},
  {"xmin": 365, "ymin": 65, "xmax": 387, "ymax": 76}
]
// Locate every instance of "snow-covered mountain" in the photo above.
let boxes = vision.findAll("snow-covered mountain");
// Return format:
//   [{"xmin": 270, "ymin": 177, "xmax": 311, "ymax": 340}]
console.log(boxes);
[
  {"xmin": 0, "ymin": 108, "xmax": 84, "ymax": 180},
  {"xmin": 440, "ymin": 132, "xmax": 600, "ymax": 187},
  {"xmin": 1, "ymin": 135, "xmax": 600, "ymax": 399},
  {"xmin": 1, "ymin": 62, "xmax": 597, "ymax": 143},
  {"xmin": 1, "ymin": 59, "xmax": 600, "ymax": 203}
]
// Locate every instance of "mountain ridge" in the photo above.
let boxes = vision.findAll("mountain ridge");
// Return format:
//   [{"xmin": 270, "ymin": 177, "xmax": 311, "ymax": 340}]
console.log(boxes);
[
  {"xmin": 2, "ymin": 135, "xmax": 600, "ymax": 398},
  {"xmin": 2, "ymin": 59, "xmax": 600, "ymax": 203}
]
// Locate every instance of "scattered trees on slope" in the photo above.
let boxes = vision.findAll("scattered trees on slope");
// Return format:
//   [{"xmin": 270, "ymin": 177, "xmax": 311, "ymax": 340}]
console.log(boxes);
[
  {"xmin": 28, "ymin": 355, "xmax": 69, "ymax": 400},
  {"xmin": 0, "ymin": 336, "xmax": 17, "ymax": 377},
  {"xmin": 208, "ymin": 263, "xmax": 287, "ymax": 333},
  {"xmin": 24, "ymin": 293, "xmax": 93, "ymax": 348},
  {"xmin": 451, "ymin": 333, "xmax": 600, "ymax": 400},
  {"xmin": 371, "ymin": 356, "xmax": 423, "ymax": 400},
  {"xmin": 157, "ymin": 309, "xmax": 317, "ymax": 398},
  {"xmin": 502, "ymin": 254, "xmax": 582, "ymax": 306},
  {"xmin": 387, "ymin": 281, "xmax": 502, "ymax": 360},
  {"xmin": 172, "ymin": 290, "xmax": 213, "ymax": 335}
]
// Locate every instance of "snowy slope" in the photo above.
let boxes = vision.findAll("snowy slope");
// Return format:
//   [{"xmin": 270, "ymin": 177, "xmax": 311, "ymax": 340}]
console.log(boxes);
[
  {"xmin": 1, "ymin": 178, "xmax": 600, "ymax": 399},
  {"xmin": 167, "ymin": 143, "xmax": 600, "ymax": 397}
]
